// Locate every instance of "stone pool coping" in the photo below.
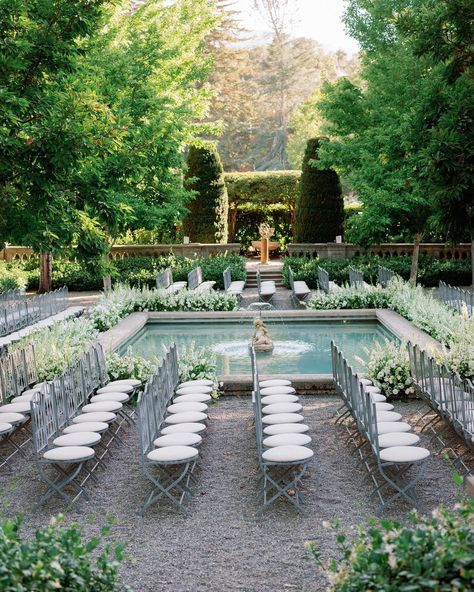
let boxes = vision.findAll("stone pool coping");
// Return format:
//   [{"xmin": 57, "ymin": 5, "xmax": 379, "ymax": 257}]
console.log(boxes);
[{"xmin": 97, "ymin": 308, "xmax": 441, "ymax": 394}]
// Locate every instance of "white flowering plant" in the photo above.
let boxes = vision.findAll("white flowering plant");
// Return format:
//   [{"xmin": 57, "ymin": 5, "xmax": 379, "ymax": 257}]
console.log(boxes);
[
  {"xmin": 306, "ymin": 499, "xmax": 474, "ymax": 591},
  {"xmin": 308, "ymin": 285, "xmax": 391, "ymax": 310},
  {"xmin": 13, "ymin": 317, "xmax": 99, "ymax": 381},
  {"xmin": 365, "ymin": 340, "xmax": 415, "ymax": 399},
  {"xmin": 177, "ymin": 342, "xmax": 221, "ymax": 399},
  {"xmin": 106, "ymin": 347, "xmax": 159, "ymax": 383}
]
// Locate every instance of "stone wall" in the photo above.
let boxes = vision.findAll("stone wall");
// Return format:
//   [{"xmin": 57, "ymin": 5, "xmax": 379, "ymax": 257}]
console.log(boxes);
[
  {"xmin": 0, "ymin": 243, "xmax": 241, "ymax": 262},
  {"xmin": 287, "ymin": 242, "xmax": 472, "ymax": 260}
]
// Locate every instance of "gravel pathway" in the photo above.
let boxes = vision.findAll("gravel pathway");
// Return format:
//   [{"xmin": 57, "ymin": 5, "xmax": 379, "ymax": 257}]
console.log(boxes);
[{"xmin": 0, "ymin": 396, "xmax": 461, "ymax": 592}]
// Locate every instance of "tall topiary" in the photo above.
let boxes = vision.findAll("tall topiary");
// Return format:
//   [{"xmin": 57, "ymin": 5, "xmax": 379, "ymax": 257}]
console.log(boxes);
[
  {"xmin": 183, "ymin": 144, "xmax": 229, "ymax": 243},
  {"xmin": 295, "ymin": 138, "xmax": 344, "ymax": 242}
]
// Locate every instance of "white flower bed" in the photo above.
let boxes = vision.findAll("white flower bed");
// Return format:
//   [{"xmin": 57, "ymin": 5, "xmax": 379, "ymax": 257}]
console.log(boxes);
[
  {"xmin": 90, "ymin": 285, "xmax": 239, "ymax": 332},
  {"xmin": 365, "ymin": 340, "xmax": 415, "ymax": 398},
  {"xmin": 308, "ymin": 277, "xmax": 474, "ymax": 381}
]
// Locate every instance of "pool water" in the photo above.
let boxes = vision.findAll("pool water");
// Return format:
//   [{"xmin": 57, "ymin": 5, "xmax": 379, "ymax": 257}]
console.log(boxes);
[{"xmin": 119, "ymin": 320, "xmax": 395, "ymax": 375}]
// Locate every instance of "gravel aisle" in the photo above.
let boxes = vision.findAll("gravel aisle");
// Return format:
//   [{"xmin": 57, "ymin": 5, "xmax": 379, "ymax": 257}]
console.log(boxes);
[{"xmin": 0, "ymin": 396, "xmax": 460, "ymax": 592}]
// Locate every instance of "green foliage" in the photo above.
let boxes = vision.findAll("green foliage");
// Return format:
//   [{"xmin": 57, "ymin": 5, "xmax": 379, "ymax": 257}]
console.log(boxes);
[
  {"xmin": 308, "ymin": 285, "xmax": 391, "ymax": 311},
  {"xmin": 0, "ymin": 262, "xmax": 27, "ymax": 292},
  {"xmin": 282, "ymin": 255, "xmax": 471, "ymax": 289},
  {"xmin": 309, "ymin": 500, "xmax": 474, "ymax": 591},
  {"xmin": 14, "ymin": 254, "xmax": 246, "ymax": 291},
  {"xmin": 295, "ymin": 138, "xmax": 344, "ymax": 242},
  {"xmin": 0, "ymin": 515, "xmax": 125, "ymax": 591},
  {"xmin": 235, "ymin": 204, "xmax": 292, "ymax": 250},
  {"xmin": 183, "ymin": 144, "xmax": 229, "ymax": 243},
  {"xmin": 316, "ymin": 0, "xmax": 474, "ymax": 252},
  {"xmin": 178, "ymin": 342, "xmax": 220, "ymax": 398}
]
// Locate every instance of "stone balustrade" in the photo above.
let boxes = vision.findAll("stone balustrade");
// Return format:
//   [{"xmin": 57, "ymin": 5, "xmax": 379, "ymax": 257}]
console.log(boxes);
[
  {"xmin": 0, "ymin": 243, "xmax": 241, "ymax": 262},
  {"xmin": 287, "ymin": 242, "xmax": 472, "ymax": 260}
]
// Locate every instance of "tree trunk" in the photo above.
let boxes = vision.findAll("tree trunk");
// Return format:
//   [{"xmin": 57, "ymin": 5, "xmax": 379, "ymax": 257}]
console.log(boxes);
[
  {"xmin": 228, "ymin": 206, "xmax": 238, "ymax": 242},
  {"xmin": 471, "ymin": 239, "xmax": 474, "ymax": 287},
  {"xmin": 409, "ymin": 232, "xmax": 423, "ymax": 285},
  {"xmin": 38, "ymin": 251, "xmax": 53, "ymax": 293},
  {"xmin": 102, "ymin": 250, "xmax": 112, "ymax": 292}
]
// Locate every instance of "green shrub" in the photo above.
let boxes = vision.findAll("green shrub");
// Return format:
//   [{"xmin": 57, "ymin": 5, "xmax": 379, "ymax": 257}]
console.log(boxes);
[
  {"xmin": 295, "ymin": 138, "xmax": 344, "ymax": 242},
  {"xmin": 183, "ymin": 144, "xmax": 228, "ymax": 243},
  {"xmin": 282, "ymin": 255, "xmax": 471, "ymax": 289},
  {"xmin": 12, "ymin": 254, "xmax": 246, "ymax": 291},
  {"xmin": 234, "ymin": 204, "xmax": 292, "ymax": 250},
  {"xmin": 0, "ymin": 515, "xmax": 125, "ymax": 591},
  {"xmin": 225, "ymin": 170, "xmax": 300, "ymax": 205},
  {"xmin": 308, "ymin": 500, "xmax": 474, "ymax": 591},
  {"xmin": 0, "ymin": 262, "xmax": 28, "ymax": 292}
]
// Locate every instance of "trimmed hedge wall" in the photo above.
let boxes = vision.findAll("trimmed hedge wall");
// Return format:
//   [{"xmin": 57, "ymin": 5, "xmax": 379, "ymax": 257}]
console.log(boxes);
[
  {"xmin": 15, "ymin": 254, "xmax": 246, "ymax": 291},
  {"xmin": 282, "ymin": 255, "xmax": 472, "ymax": 288},
  {"xmin": 225, "ymin": 171, "xmax": 300, "ymax": 205}
]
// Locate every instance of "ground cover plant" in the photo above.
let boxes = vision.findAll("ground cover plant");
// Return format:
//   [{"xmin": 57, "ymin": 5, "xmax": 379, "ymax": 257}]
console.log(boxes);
[
  {"xmin": 283, "ymin": 255, "xmax": 472, "ymax": 289},
  {"xmin": 307, "ymin": 499, "xmax": 474, "ymax": 591},
  {"xmin": 0, "ymin": 515, "xmax": 125, "ymax": 591}
]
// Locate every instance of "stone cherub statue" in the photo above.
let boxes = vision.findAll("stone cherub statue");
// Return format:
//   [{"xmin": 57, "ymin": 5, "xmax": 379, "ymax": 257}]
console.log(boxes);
[{"xmin": 251, "ymin": 318, "xmax": 273, "ymax": 351}]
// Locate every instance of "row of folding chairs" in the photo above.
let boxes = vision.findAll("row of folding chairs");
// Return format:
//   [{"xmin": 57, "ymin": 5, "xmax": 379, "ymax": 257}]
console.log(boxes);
[
  {"xmin": 438, "ymin": 280, "xmax": 473, "ymax": 317},
  {"xmin": 249, "ymin": 346, "xmax": 313, "ymax": 513},
  {"xmin": 0, "ymin": 289, "xmax": 25, "ymax": 306},
  {"xmin": 137, "ymin": 344, "xmax": 214, "ymax": 514},
  {"xmin": 407, "ymin": 342, "xmax": 474, "ymax": 473},
  {"xmin": 332, "ymin": 341, "xmax": 430, "ymax": 513},
  {"xmin": 0, "ymin": 286, "xmax": 69, "ymax": 338}
]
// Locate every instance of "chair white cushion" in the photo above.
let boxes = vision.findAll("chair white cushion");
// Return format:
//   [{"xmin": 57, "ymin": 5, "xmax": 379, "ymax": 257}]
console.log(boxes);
[
  {"xmin": 376, "ymin": 421, "xmax": 413, "ymax": 434},
  {"xmin": 21, "ymin": 384, "xmax": 45, "ymax": 397},
  {"xmin": 178, "ymin": 379, "xmax": 213, "ymax": 388},
  {"xmin": 263, "ymin": 423, "xmax": 309, "ymax": 435},
  {"xmin": 259, "ymin": 379, "xmax": 292, "ymax": 388},
  {"xmin": 260, "ymin": 386, "xmax": 296, "ymax": 395},
  {"xmin": 376, "ymin": 411, "xmax": 402, "ymax": 422},
  {"xmin": 378, "ymin": 433, "xmax": 420, "ymax": 448},
  {"xmin": 11, "ymin": 393, "xmax": 36, "ymax": 403},
  {"xmin": 0, "ymin": 402, "xmax": 31, "ymax": 414},
  {"xmin": 90, "ymin": 392, "xmax": 130, "ymax": 403},
  {"xmin": 173, "ymin": 393, "xmax": 212, "ymax": 403},
  {"xmin": 108, "ymin": 379, "xmax": 141, "ymax": 388},
  {"xmin": 43, "ymin": 446, "xmax": 95, "ymax": 462},
  {"xmin": 147, "ymin": 445, "xmax": 199, "ymax": 463},
  {"xmin": 263, "ymin": 433, "xmax": 312, "ymax": 447},
  {"xmin": 372, "ymin": 393, "xmax": 387, "ymax": 402},
  {"xmin": 167, "ymin": 402, "xmax": 208, "ymax": 414},
  {"xmin": 161, "ymin": 422, "xmax": 206, "ymax": 435},
  {"xmin": 0, "ymin": 422, "xmax": 13, "ymax": 435},
  {"xmin": 73, "ymin": 412, "xmax": 116, "ymax": 424},
  {"xmin": 261, "ymin": 394, "xmax": 299, "ymax": 404},
  {"xmin": 97, "ymin": 384, "xmax": 133, "ymax": 395},
  {"xmin": 262, "ymin": 413, "xmax": 304, "ymax": 425},
  {"xmin": 379, "ymin": 446, "xmax": 430, "ymax": 463},
  {"xmin": 82, "ymin": 401, "xmax": 122, "ymax": 413},
  {"xmin": 365, "ymin": 385, "xmax": 382, "ymax": 394},
  {"xmin": 260, "ymin": 285, "xmax": 276, "ymax": 295},
  {"xmin": 262, "ymin": 402, "xmax": 303, "ymax": 415},
  {"xmin": 63, "ymin": 422, "xmax": 108, "ymax": 434},
  {"xmin": 176, "ymin": 386, "xmax": 212, "ymax": 395},
  {"xmin": 164, "ymin": 412, "xmax": 207, "ymax": 424},
  {"xmin": 359, "ymin": 378, "xmax": 372, "ymax": 386},
  {"xmin": 374, "ymin": 402, "xmax": 394, "ymax": 411},
  {"xmin": 154, "ymin": 433, "xmax": 202, "ymax": 447},
  {"xmin": 0, "ymin": 412, "xmax": 26, "ymax": 424},
  {"xmin": 262, "ymin": 445, "xmax": 313, "ymax": 463},
  {"xmin": 53, "ymin": 432, "xmax": 101, "ymax": 447}
]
